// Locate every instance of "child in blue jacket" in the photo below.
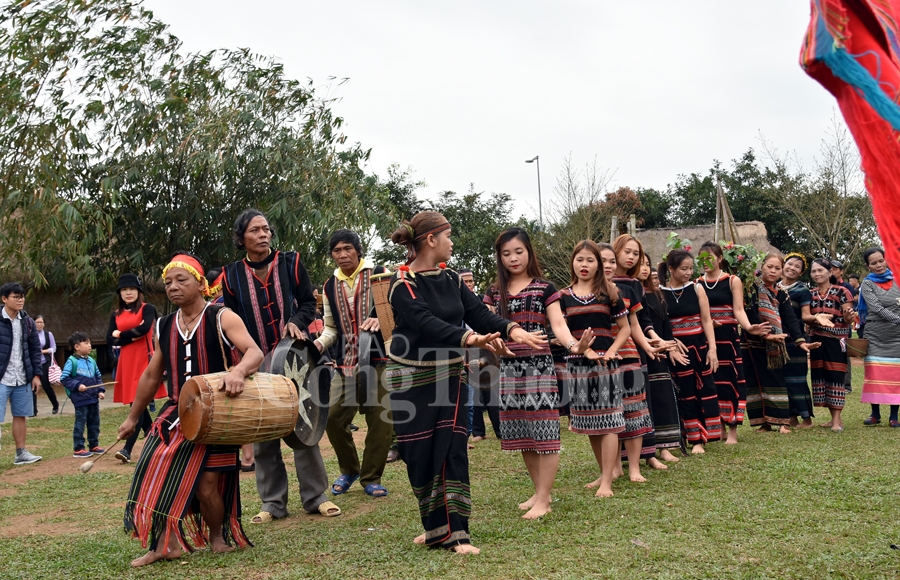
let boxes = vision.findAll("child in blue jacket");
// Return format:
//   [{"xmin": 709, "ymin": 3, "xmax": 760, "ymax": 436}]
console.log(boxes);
[{"xmin": 60, "ymin": 332, "xmax": 105, "ymax": 457}]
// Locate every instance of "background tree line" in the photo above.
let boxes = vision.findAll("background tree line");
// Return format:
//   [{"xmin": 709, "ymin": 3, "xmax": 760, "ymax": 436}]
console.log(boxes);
[{"xmin": 0, "ymin": 0, "xmax": 879, "ymax": 301}]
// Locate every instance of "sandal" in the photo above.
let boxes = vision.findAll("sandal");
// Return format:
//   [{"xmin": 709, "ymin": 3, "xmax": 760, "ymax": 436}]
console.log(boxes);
[
  {"xmin": 864, "ymin": 416, "xmax": 881, "ymax": 426},
  {"xmin": 331, "ymin": 473, "xmax": 359, "ymax": 495},
  {"xmin": 240, "ymin": 462, "xmax": 256, "ymax": 472},
  {"xmin": 251, "ymin": 511, "xmax": 275, "ymax": 524},
  {"xmin": 317, "ymin": 501, "xmax": 342, "ymax": 517},
  {"xmin": 891, "ymin": 420, "xmax": 900, "ymax": 428},
  {"xmin": 386, "ymin": 449, "xmax": 401, "ymax": 463},
  {"xmin": 364, "ymin": 483, "xmax": 389, "ymax": 497}
]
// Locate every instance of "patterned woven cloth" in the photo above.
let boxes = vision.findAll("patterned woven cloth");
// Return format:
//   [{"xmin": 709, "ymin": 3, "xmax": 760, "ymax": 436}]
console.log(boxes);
[{"xmin": 802, "ymin": 0, "xmax": 900, "ymax": 273}]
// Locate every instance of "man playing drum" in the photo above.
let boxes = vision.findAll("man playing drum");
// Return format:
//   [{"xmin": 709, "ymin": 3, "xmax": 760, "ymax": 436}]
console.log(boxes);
[
  {"xmin": 316, "ymin": 230, "xmax": 393, "ymax": 497},
  {"xmin": 118, "ymin": 252, "xmax": 264, "ymax": 567},
  {"xmin": 222, "ymin": 209, "xmax": 341, "ymax": 523}
]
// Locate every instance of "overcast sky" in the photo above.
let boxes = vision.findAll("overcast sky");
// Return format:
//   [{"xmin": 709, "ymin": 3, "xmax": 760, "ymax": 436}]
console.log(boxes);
[{"xmin": 143, "ymin": 0, "xmax": 835, "ymax": 222}]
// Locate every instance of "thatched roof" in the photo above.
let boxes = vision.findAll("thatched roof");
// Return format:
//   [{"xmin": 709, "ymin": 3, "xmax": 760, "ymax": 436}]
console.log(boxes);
[{"xmin": 638, "ymin": 221, "xmax": 779, "ymax": 265}]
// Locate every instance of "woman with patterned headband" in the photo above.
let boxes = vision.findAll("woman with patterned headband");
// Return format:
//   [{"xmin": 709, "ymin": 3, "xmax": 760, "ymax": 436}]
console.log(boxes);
[
  {"xmin": 386, "ymin": 212, "xmax": 545, "ymax": 554},
  {"xmin": 119, "ymin": 251, "xmax": 264, "ymax": 567}
]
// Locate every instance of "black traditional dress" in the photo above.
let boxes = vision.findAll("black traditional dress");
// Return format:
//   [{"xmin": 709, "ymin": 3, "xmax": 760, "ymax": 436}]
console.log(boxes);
[
  {"xmin": 699, "ymin": 274, "xmax": 748, "ymax": 426},
  {"xmin": 662, "ymin": 283, "xmax": 722, "ymax": 444},
  {"xmin": 743, "ymin": 283, "xmax": 806, "ymax": 427},
  {"xmin": 809, "ymin": 285, "xmax": 853, "ymax": 410},
  {"xmin": 387, "ymin": 266, "xmax": 516, "ymax": 549},
  {"xmin": 124, "ymin": 304, "xmax": 250, "ymax": 553},
  {"xmin": 643, "ymin": 291, "xmax": 685, "ymax": 451},
  {"xmin": 485, "ymin": 279, "xmax": 562, "ymax": 454},
  {"xmin": 612, "ymin": 276, "xmax": 656, "ymax": 457},
  {"xmin": 779, "ymin": 281, "xmax": 815, "ymax": 419},
  {"xmin": 558, "ymin": 288, "xmax": 628, "ymax": 435}
]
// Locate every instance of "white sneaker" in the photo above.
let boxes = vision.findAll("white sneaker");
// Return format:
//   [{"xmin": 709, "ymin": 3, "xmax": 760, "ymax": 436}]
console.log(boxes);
[{"xmin": 14, "ymin": 450, "xmax": 41, "ymax": 465}]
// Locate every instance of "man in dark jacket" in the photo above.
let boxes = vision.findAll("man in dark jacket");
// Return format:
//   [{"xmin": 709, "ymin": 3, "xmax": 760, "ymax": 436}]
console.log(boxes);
[{"xmin": 0, "ymin": 282, "xmax": 43, "ymax": 464}]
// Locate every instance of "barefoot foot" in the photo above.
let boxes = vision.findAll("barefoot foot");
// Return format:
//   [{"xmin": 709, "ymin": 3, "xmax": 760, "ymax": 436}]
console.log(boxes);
[
  {"xmin": 778, "ymin": 426, "xmax": 792, "ymax": 434},
  {"xmin": 451, "ymin": 543, "xmax": 481, "ymax": 555},
  {"xmin": 522, "ymin": 502, "xmax": 552, "ymax": 519},
  {"xmin": 585, "ymin": 476, "xmax": 603, "ymax": 489},
  {"xmin": 413, "ymin": 533, "xmax": 426, "ymax": 545},
  {"xmin": 131, "ymin": 548, "xmax": 182, "ymax": 568},
  {"xmin": 210, "ymin": 536, "xmax": 234, "ymax": 554},
  {"xmin": 798, "ymin": 418, "xmax": 813, "ymax": 429},
  {"xmin": 595, "ymin": 484, "xmax": 614, "ymax": 498},
  {"xmin": 518, "ymin": 495, "xmax": 538, "ymax": 510},
  {"xmin": 691, "ymin": 444, "xmax": 705, "ymax": 455},
  {"xmin": 647, "ymin": 457, "xmax": 668, "ymax": 470},
  {"xmin": 756, "ymin": 425, "xmax": 772, "ymax": 432},
  {"xmin": 660, "ymin": 449, "xmax": 680, "ymax": 463},
  {"xmin": 819, "ymin": 421, "xmax": 833, "ymax": 428},
  {"xmin": 629, "ymin": 467, "xmax": 647, "ymax": 483},
  {"xmin": 611, "ymin": 467, "xmax": 624, "ymax": 480}
]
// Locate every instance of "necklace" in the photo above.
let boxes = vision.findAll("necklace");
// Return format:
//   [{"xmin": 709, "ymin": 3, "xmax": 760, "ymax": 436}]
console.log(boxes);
[
  {"xmin": 570, "ymin": 288, "xmax": 595, "ymax": 305},
  {"xmin": 813, "ymin": 284, "xmax": 832, "ymax": 301},
  {"xmin": 666, "ymin": 283, "xmax": 690, "ymax": 304},
  {"xmin": 778, "ymin": 280, "xmax": 799, "ymax": 293},
  {"xmin": 178, "ymin": 308, "xmax": 204, "ymax": 336},
  {"xmin": 702, "ymin": 273, "xmax": 724, "ymax": 291}
]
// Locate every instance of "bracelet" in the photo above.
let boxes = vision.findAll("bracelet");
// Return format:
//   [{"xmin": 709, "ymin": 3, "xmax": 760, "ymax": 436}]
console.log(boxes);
[{"xmin": 566, "ymin": 339, "xmax": 577, "ymax": 352}]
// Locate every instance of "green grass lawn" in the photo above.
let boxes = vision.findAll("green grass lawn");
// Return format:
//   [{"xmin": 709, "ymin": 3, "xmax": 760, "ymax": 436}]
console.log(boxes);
[{"xmin": 1, "ymin": 365, "xmax": 898, "ymax": 579}]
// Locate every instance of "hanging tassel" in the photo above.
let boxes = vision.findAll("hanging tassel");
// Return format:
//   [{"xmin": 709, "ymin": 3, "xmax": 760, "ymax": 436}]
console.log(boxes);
[{"xmin": 398, "ymin": 265, "xmax": 416, "ymax": 299}]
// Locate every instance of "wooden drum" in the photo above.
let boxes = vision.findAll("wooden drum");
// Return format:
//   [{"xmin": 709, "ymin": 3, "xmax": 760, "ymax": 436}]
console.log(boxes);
[{"xmin": 178, "ymin": 372, "xmax": 299, "ymax": 445}]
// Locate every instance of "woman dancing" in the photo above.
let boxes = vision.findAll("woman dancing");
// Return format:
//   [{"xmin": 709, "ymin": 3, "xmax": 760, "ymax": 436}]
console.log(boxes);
[
  {"xmin": 742, "ymin": 254, "xmax": 814, "ymax": 433},
  {"xmin": 558, "ymin": 241, "xmax": 628, "ymax": 497},
  {"xmin": 386, "ymin": 212, "xmax": 546, "ymax": 553},
  {"xmin": 611, "ymin": 235, "xmax": 664, "ymax": 477},
  {"xmin": 808, "ymin": 258, "xmax": 854, "ymax": 432},
  {"xmin": 640, "ymin": 261, "xmax": 686, "ymax": 462},
  {"xmin": 697, "ymin": 242, "xmax": 770, "ymax": 444},
  {"xmin": 485, "ymin": 227, "xmax": 594, "ymax": 518},
  {"xmin": 779, "ymin": 254, "xmax": 826, "ymax": 427},
  {"xmin": 659, "ymin": 250, "xmax": 720, "ymax": 453}
]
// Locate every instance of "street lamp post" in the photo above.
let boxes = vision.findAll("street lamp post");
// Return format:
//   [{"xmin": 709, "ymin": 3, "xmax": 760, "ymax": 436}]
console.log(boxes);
[{"xmin": 525, "ymin": 155, "xmax": 542, "ymax": 229}]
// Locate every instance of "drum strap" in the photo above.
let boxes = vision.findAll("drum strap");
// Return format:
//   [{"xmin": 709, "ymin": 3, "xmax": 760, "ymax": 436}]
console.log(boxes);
[{"xmin": 215, "ymin": 307, "xmax": 234, "ymax": 371}]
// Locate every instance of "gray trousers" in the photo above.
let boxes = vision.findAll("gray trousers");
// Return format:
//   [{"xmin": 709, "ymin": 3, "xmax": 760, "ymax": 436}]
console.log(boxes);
[{"xmin": 253, "ymin": 439, "xmax": 329, "ymax": 517}]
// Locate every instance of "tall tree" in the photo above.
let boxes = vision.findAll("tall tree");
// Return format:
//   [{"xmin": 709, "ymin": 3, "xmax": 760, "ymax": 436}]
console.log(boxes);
[{"xmin": 0, "ymin": 0, "xmax": 394, "ymax": 291}]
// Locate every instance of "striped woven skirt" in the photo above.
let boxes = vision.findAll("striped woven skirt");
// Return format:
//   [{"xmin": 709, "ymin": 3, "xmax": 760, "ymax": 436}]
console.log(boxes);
[
  {"xmin": 646, "ymin": 357, "xmax": 683, "ymax": 451},
  {"xmin": 617, "ymin": 359, "xmax": 654, "ymax": 447},
  {"xmin": 552, "ymin": 351, "xmax": 571, "ymax": 417},
  {"xmin": 810, "ymin": 335, "xmax": 848, "ymax": 410},
  {"xmin": 498, "ymin": 354, "xmax": 561, "ymax": 454},
  {"xmin": 711, "ymin": 324, "xmax": 747, "ymax": 425},
  {"xmin": 671, "ymin": 336, "xmax": 722, "ymax": 444},
  {"xmin": 861, "ymin": 356, "xmax": 900, "ymax": 405},
  {"xmin": 385, "ymin": 361, "xmax": 472, "ymax": 548},
  {"xmin": 564, "ymin": 356, "xmax": 624, "ymax": 435},
  {"xmin": 785, "ymin": 341, "xmax": 814, "ymax": 419},
  {"xmin": 743, "ymin": 339, "xmax": 792, "ymax": 427},
  {"xmin": 124, "ymin": 403, "xmax": 249, "ymax": 553}
]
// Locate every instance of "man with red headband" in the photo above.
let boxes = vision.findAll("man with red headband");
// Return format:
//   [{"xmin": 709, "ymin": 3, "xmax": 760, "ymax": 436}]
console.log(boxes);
[
  {"xmin": 118, "ymin": 251, "xmax": 264, "ymax": 567},
  {"xmin": 222, "ymin": 209, "xmax": 340, "ymax": 523}
]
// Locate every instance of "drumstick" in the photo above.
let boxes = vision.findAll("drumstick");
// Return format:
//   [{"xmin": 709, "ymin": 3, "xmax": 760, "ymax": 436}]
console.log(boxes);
[
  {"xmin": 79, "ymin": 439, "xmax": 122, "ymax": 473},
  {"xmin": 82, "ymin": 381, "xmax": 117, "ymax": 389}
]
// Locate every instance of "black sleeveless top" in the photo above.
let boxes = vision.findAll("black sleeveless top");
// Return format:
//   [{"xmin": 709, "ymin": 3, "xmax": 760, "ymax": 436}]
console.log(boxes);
[
  {"xmin": 662, "ymin": 283, "xmax": 704, "ymax": 338},
  {"xmin": 157, "ymin": 304, "xmax": 232, "ymax": 402},
  {"xmin": 699, "ymin": 274, "xmax": 738, "ymax": 325}
]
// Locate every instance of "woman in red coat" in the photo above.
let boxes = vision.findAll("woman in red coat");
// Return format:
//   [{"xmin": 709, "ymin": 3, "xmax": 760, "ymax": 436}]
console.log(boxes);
[{"xmin": 106, "ymin": 273, "xmax": 165, "ymax": 463}]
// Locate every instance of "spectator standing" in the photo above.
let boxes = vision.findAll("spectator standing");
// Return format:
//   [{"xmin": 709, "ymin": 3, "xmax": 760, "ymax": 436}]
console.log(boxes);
[
  {"xmin": 60, "ymin": 332, "xmax": 105, "ymax": 457},
  {"xmin": 0, "ymin": 282, "xmax": 42, "ymax": 464},
  {"xmin": 32, "ymin": 315, "xmax": 60, "ymax": 415}
]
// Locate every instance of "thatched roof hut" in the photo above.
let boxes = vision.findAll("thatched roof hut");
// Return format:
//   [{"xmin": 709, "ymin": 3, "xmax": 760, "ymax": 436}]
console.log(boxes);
[{"xmin": 637, "ymin": 221, "xmax": 779, "ymax": 265}]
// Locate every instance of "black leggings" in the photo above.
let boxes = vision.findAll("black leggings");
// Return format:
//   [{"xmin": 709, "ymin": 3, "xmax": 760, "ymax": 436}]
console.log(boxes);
[
  {"xmin": 123, "ymin": 405, "xmax": 153, "ymax": 453},
  {"xmin": 32, "ymin": 360, "xmax": 60, "ymax": 414},
  {"xmin": 870, "ymin": 404, "xmax": 900, "ymax": 421}
]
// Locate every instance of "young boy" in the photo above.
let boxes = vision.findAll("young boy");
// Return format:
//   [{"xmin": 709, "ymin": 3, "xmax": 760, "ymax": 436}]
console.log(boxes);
[{"xmin": 60, "ymin": 332, "xmax": 105, "ymax": 457}]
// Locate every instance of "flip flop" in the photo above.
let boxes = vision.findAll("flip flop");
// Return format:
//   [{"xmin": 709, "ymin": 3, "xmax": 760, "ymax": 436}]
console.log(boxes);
[
  {"xmin": 364, "ymin": 483, "xmax": 389, "ymax": 497},
  {"xmin": 250, "ymin": 511, "xmax": 275, "ymax": 524},
  {"xmin": 317, "ymin": 501, "xmax": 342, "ymax": 517},
  {"xmin": 240, "ymin": 462, "xmax": 256, "ymax": 472},
  {"xmin": 331, "ymin": 473, "xmax": 359, "ymax": 495}
]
